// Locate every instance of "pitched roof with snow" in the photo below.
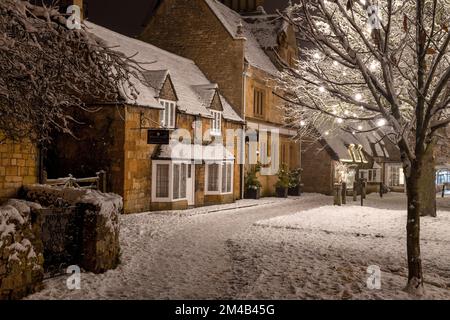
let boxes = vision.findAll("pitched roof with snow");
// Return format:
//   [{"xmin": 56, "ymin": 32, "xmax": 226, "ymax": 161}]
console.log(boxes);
[
  {"xmin": 316, "ymin": 122, "xmax": 394, "ymax": 162},
  {"xmin": 204, "ymin": 0, "xmax": 279, "ymax": 75},
  {"xmin": 243, "ymin": 14, "xmax": 289, "ymax": 49},
  {"xmin": 85, "ymin": 22, "xmax": 243, "ymax": 122}
]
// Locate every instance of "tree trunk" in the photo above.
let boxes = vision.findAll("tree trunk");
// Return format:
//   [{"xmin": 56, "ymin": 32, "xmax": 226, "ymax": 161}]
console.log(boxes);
[
  {"xmin": 405, "ymin": 167, "xmax": 425, "ymax": 295},
  {"xmin": 417, "ymin": 143, "xmax": 437, "ymax": 217}
]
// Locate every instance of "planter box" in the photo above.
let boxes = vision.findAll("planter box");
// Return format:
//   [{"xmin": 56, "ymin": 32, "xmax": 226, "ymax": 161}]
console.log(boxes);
[
  {"xmin": 276, "ymin": 187, "xmax": 288, "ymax": 198},
  {"xmin": 288, "ymin": 185, "xmax": 303, "ymax": 196},
  {"xmin": 245, "ymin": 188, "xmax": 261, "ymax": 199}
]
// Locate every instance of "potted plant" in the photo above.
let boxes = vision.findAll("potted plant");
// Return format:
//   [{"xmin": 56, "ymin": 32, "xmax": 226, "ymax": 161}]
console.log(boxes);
[
  {"xmin": 288, "ymin": 168, "xmax": 303, "ymax": 196},
  {"xmin": 275, "ymin": 164, "xmax": 290, "ymax": 198},
  {"xmin": 244, "ymin": 163, "xmax": 262, "ymax": 199}
]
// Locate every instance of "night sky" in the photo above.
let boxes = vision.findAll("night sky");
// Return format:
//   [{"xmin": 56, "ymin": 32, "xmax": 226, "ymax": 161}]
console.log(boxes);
[{"xmin": 87, "ymin": 0, "xmax": 294, "ymax": 37}]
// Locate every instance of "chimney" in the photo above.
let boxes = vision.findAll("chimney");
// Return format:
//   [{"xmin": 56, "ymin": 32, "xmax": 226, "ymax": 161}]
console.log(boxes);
[{"xmin": 220, "ymin": 0, "xmax": 265, "ymax": 13}]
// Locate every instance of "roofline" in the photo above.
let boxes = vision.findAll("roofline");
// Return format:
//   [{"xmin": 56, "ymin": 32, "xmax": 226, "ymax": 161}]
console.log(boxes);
[{"xmin": 204, "ymin": 0, "xmax": 240, "ymax": 40}]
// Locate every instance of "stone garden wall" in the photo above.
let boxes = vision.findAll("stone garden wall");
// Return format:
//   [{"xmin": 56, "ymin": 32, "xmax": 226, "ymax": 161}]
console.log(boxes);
[
  {"xmin": 0, "ymin": 199, "xmax": 44, "ymax": 300},
  {"xmin": 0, "ymin": 185, "xmax": 122, "ymax": 300},
  {"xmin": 23, "ymin": 185, "xmax": 122, "ymax": 273}
]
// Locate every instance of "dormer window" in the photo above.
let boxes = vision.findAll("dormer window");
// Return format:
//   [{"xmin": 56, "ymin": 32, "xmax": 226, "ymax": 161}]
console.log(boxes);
[
  {"xmin": 159, "ymin": 99, "xmax": 176, "ymax": 129},
  {"xmin": 211, "ymin": 110, "xmax": 222, "ymax": 136}
]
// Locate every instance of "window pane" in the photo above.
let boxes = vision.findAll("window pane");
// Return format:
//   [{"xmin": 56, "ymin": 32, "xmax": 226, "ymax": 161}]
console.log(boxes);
[
  {"xmin": 164, "ymin": 102, "xmax": 170, "ymax": 127},
  {"xmin": 156, "ymin": 164, "xmax": 169, "ymax": 198},
  {"xmin": 211, "ymin": 111, "xmax": 221, "ymax": 133},
  {"xmin": 227, "ymin": 164, "xmax": 232, "ymax": 193},
  {"xmin": 170, "ymin": 103, "xmax": 176, "ymax": 128},
  {"xmin": 222, "ymin": 164, "xmax": 227, "ymax": 193},
  {"xmin": 173, "ymin": 164, "xmax": 180, "ymax": 199},
  {"xmin": 208, "ymin": 164, "xmax": 219, "ymax": 192},
  {"xmin": 181, "ymin": 164, "xmax": 187, "ymax": 199},
  {"xmin": 254, "ymin": 89, "xmax": 264, "ymax": 116}
]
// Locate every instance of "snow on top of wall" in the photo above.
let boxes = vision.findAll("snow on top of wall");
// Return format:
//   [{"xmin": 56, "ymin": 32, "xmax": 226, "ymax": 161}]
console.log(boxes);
[
  {"xmin": 81, "ymin": 190, "xmax": 122, "ymax": 234},
  {"xmin": 0, "ymin": 205, "xmax": 25, "ymax": 227},
  {"xmin": 85, "ymin": 22, "xmax": 243, "ymax": 122},
  {"xmin": 0, "ymin": 215, "xmax": 16, "ymax": 241},
  {"xmin": 204, "ymin": 0, "xmax": 279, "ymax": 75}
]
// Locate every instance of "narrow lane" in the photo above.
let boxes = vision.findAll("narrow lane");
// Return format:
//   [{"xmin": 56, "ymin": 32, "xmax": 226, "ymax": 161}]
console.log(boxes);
[{"xmin": 28, "ymin": 195, "xmax": 328, "ymax": 299}]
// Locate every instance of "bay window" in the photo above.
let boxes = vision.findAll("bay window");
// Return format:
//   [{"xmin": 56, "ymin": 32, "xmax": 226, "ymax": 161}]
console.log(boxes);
[
  {"xmin": 436, "ymin": 169, "xmax": 450, "ymax": 185},
  {"xmin": 156, "ymin": 164, "xmax": 169, "ymax": 198},
  {"xmin": 359, "ymin": 169, "xmax": 381, "ymax": 182},
  {"xmin": 152, "ymin": 161, "xmax": 189, "ymax": 202},
  {"xmin": 206, "ymin": 161, "xmax": 233, "ymax": 194},
  {"xmin": 387, "ymin": 164, "xmax": 405, "ymax": 187}
]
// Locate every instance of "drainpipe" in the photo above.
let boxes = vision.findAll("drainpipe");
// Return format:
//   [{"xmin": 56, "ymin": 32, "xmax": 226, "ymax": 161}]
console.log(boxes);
[{"xmin": 241, "ymin": 62, "xmax": 249, "ymax": 199}]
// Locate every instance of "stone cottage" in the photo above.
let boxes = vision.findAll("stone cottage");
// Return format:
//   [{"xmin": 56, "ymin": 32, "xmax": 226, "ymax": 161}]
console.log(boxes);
[
  {"xmin": 301, "ymin": 124, "xmax": 404, "ymax": 195},
  {"xmin": 47, "ymin": 22, "xmax": 245, "ymax": 214},
  {"xmin": 140, "ymin": 0, "xmax": 301, "ymax": 197}
]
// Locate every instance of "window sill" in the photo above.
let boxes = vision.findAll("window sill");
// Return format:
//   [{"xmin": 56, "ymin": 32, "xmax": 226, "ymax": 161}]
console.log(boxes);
[
  {"xmin": 153, "ymin": 197, "xmax": 188, "ymax": 202},
  {"xmin": 205, "ymin": 191, "xmax": 233, "ymax": 196},
  {"xmin": 210, "ymin": 131, "xmax": 222, "ymax": 137}
]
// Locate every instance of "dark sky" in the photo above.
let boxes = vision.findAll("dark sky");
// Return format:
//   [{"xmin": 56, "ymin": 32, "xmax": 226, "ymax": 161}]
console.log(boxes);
[{"xmin": 87, "ymin": 0, "xmax": 293, "ymax": 37}]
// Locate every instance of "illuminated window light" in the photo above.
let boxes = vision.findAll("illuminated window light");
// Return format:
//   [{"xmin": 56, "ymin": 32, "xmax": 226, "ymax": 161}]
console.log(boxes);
[{"xmin": 377, "ymin": 118, "xmax": 387, "ymax": 127}]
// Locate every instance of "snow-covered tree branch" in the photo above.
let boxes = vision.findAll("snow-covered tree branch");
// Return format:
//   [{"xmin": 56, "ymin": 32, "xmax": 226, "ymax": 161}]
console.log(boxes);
[{"xmin": 0, "ymin": 0, "xmax": 148, "ymax": 144}]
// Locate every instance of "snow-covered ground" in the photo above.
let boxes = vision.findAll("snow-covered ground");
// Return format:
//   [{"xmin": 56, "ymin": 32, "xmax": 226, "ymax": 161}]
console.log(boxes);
[{"xmin": 27, "ymin": 193, "xmax": 450, "ymax": 300}]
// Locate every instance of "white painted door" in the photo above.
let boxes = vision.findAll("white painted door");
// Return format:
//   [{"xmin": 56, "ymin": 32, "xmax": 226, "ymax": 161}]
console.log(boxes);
[{"xmin": 187, "ymin": 164, "xmax": 195, "ymax": 206}]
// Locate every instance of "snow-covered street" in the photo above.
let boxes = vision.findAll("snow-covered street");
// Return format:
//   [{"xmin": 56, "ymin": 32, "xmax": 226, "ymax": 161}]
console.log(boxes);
[{"xmin": 28, "ymin": 193, "xmax": 450, "ymax": 300}]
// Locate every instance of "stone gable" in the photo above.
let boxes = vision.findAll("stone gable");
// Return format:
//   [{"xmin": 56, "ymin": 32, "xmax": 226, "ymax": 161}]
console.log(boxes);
[
  {"xmin": 159, "ymin": 75, "xmax": 178, "ymax": 101},
  {"xmin": 209, "ymin": 92, "xmax": 224, "ymax": 111},
  {"xmin": 140, "ymin": 0, "xmax": 245, "ymax": 116}
]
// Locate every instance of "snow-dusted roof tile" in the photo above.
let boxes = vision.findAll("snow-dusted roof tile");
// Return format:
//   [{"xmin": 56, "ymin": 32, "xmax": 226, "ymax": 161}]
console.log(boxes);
[
  {"xmin": 86, "ymin": 22, "xmax": 243, "ymax": 122},
  {"xmin": 244, "ymin": 15, "xmax": 284, "ymax": 49},
  {"xmin": 143, "ymin": 70, "xmax": 169, "ymax": 93},
  {"xmin": 204, "ymin": 0, "xmax": 279, "ymax": 75},
  {"xmin": 317, "ymin": 122, "xmax": 392, "ymax": 161}
]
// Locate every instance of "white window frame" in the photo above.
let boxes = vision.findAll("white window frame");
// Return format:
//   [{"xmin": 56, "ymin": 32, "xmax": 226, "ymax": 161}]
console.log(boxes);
[
  {"xmin": 152, "ymin": 160, "xmax": 189, "ymax": 202},
  {"xmin": 205, "ymin": 161, "xmax": 234, "ymax": 195},
  {"xmin": 359, "ymin": 169, "xmax": 381, "ymax": 182},
  {"xmin": 159, "ymin": 99, "xmax": 176, "ymax": 129},
  {"xmin": 386, "ymin": 164, "xmax": 405, "ymax": 187},
  {"xmin": 210, "ymin": 110, "xmax": 222, "ymax": 136}
]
